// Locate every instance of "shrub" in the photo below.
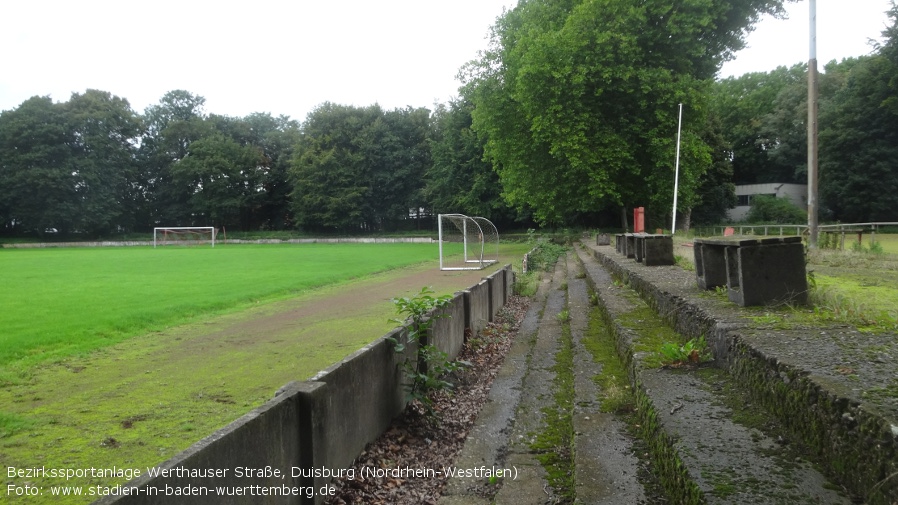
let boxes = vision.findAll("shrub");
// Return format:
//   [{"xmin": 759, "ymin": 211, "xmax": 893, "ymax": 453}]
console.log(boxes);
[
  {"xmin": 745, "ymin": 195, "xmax": 806, "ymax": 224},
  {"xmin": 389, "ymin": 287, "xmax": 468, "ymax": 414}
]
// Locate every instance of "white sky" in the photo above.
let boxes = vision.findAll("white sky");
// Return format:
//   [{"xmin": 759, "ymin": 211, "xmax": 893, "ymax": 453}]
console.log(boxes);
[
  {"xmin": 719, "ymin": 0, "xmax": 894, "ymax": 77},
  {"xmin": 0, "ymin": 1, "xmax": 893, "ymax": 121}
]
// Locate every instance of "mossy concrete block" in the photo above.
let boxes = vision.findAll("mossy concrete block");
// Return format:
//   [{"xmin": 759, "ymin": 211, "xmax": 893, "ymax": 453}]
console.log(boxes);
[
  {"xmin": 633, "ymin": 234, "xmax": 675, "ymax": 266},
  {"xmin": 694, "ymin": 236, "xmax": 807, "ymax": 306},
  {"xmin": 727, "ymin": 241, "xmax": 807, "ymax": 306}
]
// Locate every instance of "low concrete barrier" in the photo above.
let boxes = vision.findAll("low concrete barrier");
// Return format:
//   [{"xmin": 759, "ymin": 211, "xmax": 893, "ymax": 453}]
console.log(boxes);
[
  {"xmin": 464, "ymin": 280, "xmax": 491, "ymax": 339},
  {"xmin": 95, "ymin": 382, "xmax": 306, "ymax": 505},
  {"xmin": 485, "ymin": 268, "xmax": 505, "ymax": 321},
  {"xmin": 430, "ymin": 292, "xmax": 467, "ymax": 360},
  {"xmin": 96, "ymin": 265, "xmax": 514, "ymax": 505},
  {"xmin": 504, "ymin": 264, "xmax": 515, "ymax": 301}
]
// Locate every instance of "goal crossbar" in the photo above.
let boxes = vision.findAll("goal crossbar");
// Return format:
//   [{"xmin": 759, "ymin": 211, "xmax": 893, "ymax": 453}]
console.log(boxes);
[{"xmin": 153, "ymin": 227, "xmax": 216, "ymax": 248}]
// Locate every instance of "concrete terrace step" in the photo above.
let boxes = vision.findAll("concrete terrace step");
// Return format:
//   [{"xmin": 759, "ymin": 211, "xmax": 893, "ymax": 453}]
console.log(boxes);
[
  {"xmin": 440, "ymin": 257, "xmax": 559, "ymax": 505},
  {"xmin": 441, "ymin": 253, "xmax": 652, "ymax": 504},
  {"xmin": 566, "ymin": 253, "xmax": 649, "ymax": 504},
  {"xmin": 573, "ymin": 243, "xmax": 859, "ymax": 504},
  {"xmin": 582, "ymin": 239, "xmax": 898, "ymax": 503},
  {"xmin": 489, "ymin": 255, "xmax": 568, "ymax": 504}
]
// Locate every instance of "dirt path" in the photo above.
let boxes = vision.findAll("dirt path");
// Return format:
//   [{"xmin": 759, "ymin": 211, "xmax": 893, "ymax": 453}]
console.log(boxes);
[{"xmin": 0, "ymin": 261, "xmax": 511, "ymax": 503}]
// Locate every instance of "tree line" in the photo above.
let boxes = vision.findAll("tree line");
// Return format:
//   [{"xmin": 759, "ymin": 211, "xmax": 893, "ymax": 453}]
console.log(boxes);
[{"xmin": 2, "ymin": 0, "xmax": 896, "ymax": 238}]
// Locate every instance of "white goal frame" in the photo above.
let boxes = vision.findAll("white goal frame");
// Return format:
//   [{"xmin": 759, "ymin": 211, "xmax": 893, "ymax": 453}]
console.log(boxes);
[
  {"xmin": 153, "ymin": 227, "xmax": 216, "ymax": 248},
  {"xmin": 438, "ymin": 214, "xmax": 499, "ymax": 271}
]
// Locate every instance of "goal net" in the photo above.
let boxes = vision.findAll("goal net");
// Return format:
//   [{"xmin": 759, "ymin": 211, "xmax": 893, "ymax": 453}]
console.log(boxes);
[
  {"xmin": 153, "ymin": 227, "xmax": 217, "ymax": 248},
  {"xmin": 438, "ymin": 214, "xmax": 499, "ymax": 270}
]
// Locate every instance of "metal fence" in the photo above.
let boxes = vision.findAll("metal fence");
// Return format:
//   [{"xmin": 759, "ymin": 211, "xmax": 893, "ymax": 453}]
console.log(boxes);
[{"xmin": 694, "ymin": 222, "xmax": 898, "ymax": 238}]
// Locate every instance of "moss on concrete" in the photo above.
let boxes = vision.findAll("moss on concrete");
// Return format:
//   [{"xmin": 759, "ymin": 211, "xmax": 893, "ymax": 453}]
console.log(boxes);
[{"xmin": 530, "ymin": 303, "xmax": 576, "ymax": 503}]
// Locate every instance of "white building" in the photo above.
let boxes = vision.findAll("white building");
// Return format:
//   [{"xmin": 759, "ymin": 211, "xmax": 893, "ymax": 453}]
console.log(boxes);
[{"xmin": 727, "ymin": 183, "xmax": 808, "ymax": 222}]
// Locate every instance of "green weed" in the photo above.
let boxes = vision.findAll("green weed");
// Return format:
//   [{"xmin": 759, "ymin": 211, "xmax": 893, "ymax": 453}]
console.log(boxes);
[
  {"xmin": 658, "ymin": 336, "xmax": 713, "ymax": 367},
  {"xmin": 389, "ymin": 287, "xmax": 468, "ymax": 415}
]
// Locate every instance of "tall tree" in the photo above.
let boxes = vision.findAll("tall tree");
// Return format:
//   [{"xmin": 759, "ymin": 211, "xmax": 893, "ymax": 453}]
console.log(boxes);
[
  {"xmin": 360, "ymin": 106, "xmax": 432, "ymax": 230},
  {"xmin": 290, "ymin": 103, "xmax": 434, "ymax": 232},
  {"xmin": 290, "ymin": 103, "xmax": 380, "ymax": 232},
  {"xmin": 206, "ymin": 113, "xmax": 301, "ymax": 229},
  {"xmin": 64, "ymin": 89, "xmax": 142, "ymax": 234},
  {"xmin": 819, "ymin": 58, "xmax": 898, "ymax": 221},
  {"xmin": 137, "ymin": 90, "xmax": 211, "ymax": 227},
  {"xmin": 170, "ymin": 133, "xmax": 265, "ymax": 228},
  {"xmin": 0, "ymin": 96, "xmax": 74, "ymax": 235},
  {"xmin": 426, "ymin": 98, "xmax": 516, "ymax": 223},
  {"xmin": 0, "ymin": 91, "xmax": 140, "ymax": 236},
  {"xmin": 466, "ymin": 0, "xmax": 786, "ymax": 227}
]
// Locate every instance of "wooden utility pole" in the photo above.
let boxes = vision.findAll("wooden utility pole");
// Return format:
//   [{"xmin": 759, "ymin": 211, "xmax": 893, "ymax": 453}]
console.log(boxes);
[{"xmin": 808, "ymin": 0, "xmax": 819, "ymax": 247}]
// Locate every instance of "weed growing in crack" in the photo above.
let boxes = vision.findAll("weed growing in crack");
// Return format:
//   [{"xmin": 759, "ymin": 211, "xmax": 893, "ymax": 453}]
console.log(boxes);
[
  {"xmin": 389, "ymin": 286, "xmax": 469, "ymax": 415},
  {"xmin": 658, "ymin": 336, "xmax": 713, "ymax": 368}
]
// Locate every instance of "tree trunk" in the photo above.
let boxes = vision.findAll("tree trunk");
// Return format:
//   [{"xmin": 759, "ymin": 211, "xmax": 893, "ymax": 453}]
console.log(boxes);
[{"xmin": 620, "ymin": 207, "xmax": 629, "ymax": 232}]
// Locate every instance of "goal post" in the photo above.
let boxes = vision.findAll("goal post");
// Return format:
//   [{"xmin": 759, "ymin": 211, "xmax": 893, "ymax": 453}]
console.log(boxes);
[
  {"xmin": 438, "ymin": 214, "xmax": 499, "ymax": 270},
  {"xmin": 153, "ymin": 227, "xmax": 217, "ymax": 248}
]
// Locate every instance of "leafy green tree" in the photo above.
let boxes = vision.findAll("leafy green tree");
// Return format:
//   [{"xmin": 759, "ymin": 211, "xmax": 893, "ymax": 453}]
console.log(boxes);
[
  {"xmin": 466, "ymin": 0, "xmax": 786, "ymax": 227},
  {"xmin": 64, "ymin": 89, "xmax": 142, "ymax": 234},
  {"xmin": 360, "ymin": 106, "xmax": 432, "ymax": 231},
  {"xmin": 426, "ymin": 98, "xmax": 521, "ymax": 226},
  {"xmin": 137, "ymin": 90, "xmax": 212, "ymax": 227},
  {"xmin": 819, "ymin": 55, "xmax": 898, "ymax": 222},
  {"xmin": 290, "ymin": 103, "xmax": 434, "ymax": 232},
  {"xmin": 690, "ymin": 113, "xmax": 737, "ymax": 226},
  {"xmin": 0, "ymin": 91, "xmax": 141, "ymax": 236},
  {"xmin": 0, "ymin": 96, "xmax": 74, "ymax": 235},
  {"xmin": 206, "ymin": 113, "xmax": 301, "ymax": 230},
  {"xmin": 710, "ymin": 64, "xmax": 806, "ymax": 184},
  {"xmin": 290, "ymin": 103, "xmax": 380, "ymax": 231},
  {"xmin": 169, "ymin": 133, "xmax": 265, "ymax": 228},
  {"xmin": 236, "ymin": 113, "xmax": 300, "ymax": 229}
]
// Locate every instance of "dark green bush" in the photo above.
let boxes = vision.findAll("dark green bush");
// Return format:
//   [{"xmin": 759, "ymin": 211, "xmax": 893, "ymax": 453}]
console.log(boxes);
[{"xmin": 746, "ymin": 195, "xmax": 806, "ymax": 224}]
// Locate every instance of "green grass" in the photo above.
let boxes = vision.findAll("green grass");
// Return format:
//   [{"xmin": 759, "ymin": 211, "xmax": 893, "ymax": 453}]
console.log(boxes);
[
  {"xmin": 0, "ymin": 241, "xmax": 531, "ymax": 504},
  {"xmin": 873, "ymin": 233, "xmax": 898, "ymax": 254},
  {"xmin": 0, "ymin": 243, "xmax": 443, "ymax": 371}
]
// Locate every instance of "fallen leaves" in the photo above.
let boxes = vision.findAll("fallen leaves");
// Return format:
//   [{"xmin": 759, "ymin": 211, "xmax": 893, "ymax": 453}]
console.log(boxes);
[{"xmin": 326, "ymin": 296, "xmax": 530, "ymax": 505}]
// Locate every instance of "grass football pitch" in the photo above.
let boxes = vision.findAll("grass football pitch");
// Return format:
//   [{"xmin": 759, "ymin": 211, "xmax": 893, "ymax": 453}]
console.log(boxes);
[{"xmin": 0, "ymin": 243, "xmax": 459, "ymax": 373}]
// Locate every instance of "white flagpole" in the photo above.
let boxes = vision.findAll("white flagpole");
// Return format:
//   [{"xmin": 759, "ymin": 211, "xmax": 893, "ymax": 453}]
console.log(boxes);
[{"xmin": 671, "ymin": 103, "xmax": 684, "ymax": 234}]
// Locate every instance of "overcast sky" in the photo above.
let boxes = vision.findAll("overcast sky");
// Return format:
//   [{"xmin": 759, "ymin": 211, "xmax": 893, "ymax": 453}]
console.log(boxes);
[{"xmin": 0, "ymin": 1, "xmax": 893, "ymax": 122}]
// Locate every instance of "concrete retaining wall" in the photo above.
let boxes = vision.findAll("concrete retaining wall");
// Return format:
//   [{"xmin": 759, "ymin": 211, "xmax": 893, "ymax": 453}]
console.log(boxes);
[
  {"xmin": 485, "ymin": 268, "xmax": 505, "ymax": 321},
  {"xmin": 95, "ymin": 382, "xmax": 306, "ymax": 505},
  {"xmin": 504, "ymin": 264, "xmax": 515, "ymax": 300},
  {"xmin": 464, "ymin": 280, "xmax": 491, "ymax": 338},
  {"xmin": 96, "ymin": 265, "xmax": 513, "ymax": 505},
  {"xmin": 430, "ymin": 292, "xmax": 467, "ymax": 360}
]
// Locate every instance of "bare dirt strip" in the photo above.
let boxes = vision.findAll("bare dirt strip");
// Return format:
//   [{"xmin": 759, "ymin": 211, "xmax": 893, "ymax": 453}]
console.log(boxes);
[{"xmin": 1, "ymin": 261, "xmax": 512, "ymax": 503}]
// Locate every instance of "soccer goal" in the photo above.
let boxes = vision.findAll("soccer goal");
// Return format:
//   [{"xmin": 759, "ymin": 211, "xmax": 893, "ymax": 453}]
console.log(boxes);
[
  {"xmin": 438, "ymin": 214, "xmax": 499, "ymax": 270},
  {"xmin": 153, "ymin": 227, "xmax": 217, "ymax": 248}
]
